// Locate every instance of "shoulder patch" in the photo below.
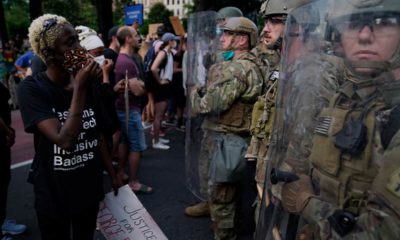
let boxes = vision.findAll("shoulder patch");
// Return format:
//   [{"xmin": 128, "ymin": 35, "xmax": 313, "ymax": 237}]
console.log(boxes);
[{"xmin": 386, "ymin": 168, "xmax": 400, "ymax": 198}]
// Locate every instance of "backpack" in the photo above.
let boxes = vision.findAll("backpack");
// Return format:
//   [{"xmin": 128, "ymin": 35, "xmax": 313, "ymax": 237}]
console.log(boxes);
[
  {"xmin": 144, "ymin": 45, "xmax": 168, "ymax": 92},
  {"xmin": 143, "ymin": 44, "xmax": 157, "ymax": 75}
]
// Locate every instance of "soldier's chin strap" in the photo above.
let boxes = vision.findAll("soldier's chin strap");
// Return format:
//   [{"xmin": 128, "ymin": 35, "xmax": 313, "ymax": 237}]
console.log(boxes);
[
  {"xmin": 345, "ymin": 45, "xmax": 400, "ymax": 85},
  {"xmin": 344, "ymin": 60, "xmax": 390, "ymax": 86}
]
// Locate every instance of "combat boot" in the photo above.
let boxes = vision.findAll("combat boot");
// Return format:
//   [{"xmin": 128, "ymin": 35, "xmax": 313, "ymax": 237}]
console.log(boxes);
[{"xmin": 184, "ymin": 201, "xmax": 210, "ymax": 217}]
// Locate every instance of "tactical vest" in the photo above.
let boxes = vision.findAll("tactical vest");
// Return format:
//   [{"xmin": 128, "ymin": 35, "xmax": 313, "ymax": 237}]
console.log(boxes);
[
  {"xmin": 309, "ymin": 83, "xmax": 388, "ymax": 210},
  {"xmin": 205, "ymin": 55, "xmax": 263, "ymax": 135},
  {"xmin": 250, "ymin": 48, "xmax": 280, "ymax": 142},
  {"xmin": 250, "ymin": 75, "xmax": 279, "ymax": 141}
]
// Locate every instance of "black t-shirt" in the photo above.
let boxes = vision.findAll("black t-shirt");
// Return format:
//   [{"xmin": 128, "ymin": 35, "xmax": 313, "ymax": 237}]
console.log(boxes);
[
  {"xmin": 17, "ymin": 72, "xmax": 104, "ymax": 217},
  {"xmin": 104, "ymin": 48, "xmax": 118, "ymax": 86}
]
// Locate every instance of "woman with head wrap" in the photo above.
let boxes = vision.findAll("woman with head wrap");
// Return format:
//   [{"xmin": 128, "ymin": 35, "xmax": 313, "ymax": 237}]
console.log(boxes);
[
  {"xmin": 76, "ymin": 26, "xmax": 121, "ymax": 152},
  {"xmin": 17, "ymin": 14, "xmax": 123, "ymax": 240}
]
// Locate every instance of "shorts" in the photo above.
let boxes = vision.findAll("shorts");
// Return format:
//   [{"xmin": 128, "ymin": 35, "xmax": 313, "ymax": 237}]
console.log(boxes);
[
  {"xmin": 153, "ymin": 83, "xmax": 171, "ymax": 103},
  {"xmin": 117, "ymin": 110, "xmax": 147, "ymax": 152}
]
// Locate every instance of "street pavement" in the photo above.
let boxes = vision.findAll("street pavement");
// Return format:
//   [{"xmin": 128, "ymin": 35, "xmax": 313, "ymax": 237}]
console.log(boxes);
[{"xmin": 7, "ymin": 110, "xmax": 213, "ymax": 240}]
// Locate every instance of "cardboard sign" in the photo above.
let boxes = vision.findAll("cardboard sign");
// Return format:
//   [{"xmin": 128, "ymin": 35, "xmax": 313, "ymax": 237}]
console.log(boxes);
[
  {"xmin": 169, "ymin": 16, "xmax": 185, "ymax": 36},
  {"xmin": 148, "ymin": 23, "xmax": 164, "ymax": 39},
  {"xmin": 97, "ymin": 185, "xmax": 168, "ymax": 240}
]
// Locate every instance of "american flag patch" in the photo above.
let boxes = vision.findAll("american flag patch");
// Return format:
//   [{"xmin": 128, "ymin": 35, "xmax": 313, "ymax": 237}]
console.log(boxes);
[{"xmin": 314, "ymin": 117, "xmax": 332, "ymax": 136}]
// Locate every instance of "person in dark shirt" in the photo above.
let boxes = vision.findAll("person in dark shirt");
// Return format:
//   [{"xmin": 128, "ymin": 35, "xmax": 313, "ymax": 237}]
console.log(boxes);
[
  {"xmin": 0, "ymin": 82, "xmax": 27, "ymax": 239},
  {"xmin": 104, "ymin": 26, "xmax": 119, "ymax": 86},
  {"xmin": 17, "ymin": 14, "xmax": 123, "ymax": 240}
]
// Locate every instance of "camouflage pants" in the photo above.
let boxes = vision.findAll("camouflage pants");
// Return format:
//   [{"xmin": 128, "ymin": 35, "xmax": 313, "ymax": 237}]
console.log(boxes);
[
  {"xmin": 246, "ymin": 136, "xmax": 270, "ymax": 185},
  {"xmin": 209, "ymin": 182, "xmax": 238, "ymax": 240},
  {"xmin": 198, "ymin": 130, "xmax": 215, "ymax": 199}
]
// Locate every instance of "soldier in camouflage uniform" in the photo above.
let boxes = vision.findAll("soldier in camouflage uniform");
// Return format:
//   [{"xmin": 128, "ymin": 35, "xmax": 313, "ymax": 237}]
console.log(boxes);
[
  {"xmin": 245, "ymin": 0, "xmax": 291, "ymax": 222},
  {"xmin": 185, "ymin": 7, "xmax": 244, "ymax": 218},
  {"xmin": 190, "ymin": 17, "xmax": 263, "ymax": 239},
  {"xmin": 279, "ymin": 0, "xmax": 400, "ymax": 238}
]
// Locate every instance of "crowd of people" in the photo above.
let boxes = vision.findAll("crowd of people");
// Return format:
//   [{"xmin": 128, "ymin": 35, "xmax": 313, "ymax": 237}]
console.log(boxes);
[{"xmin": 1, "ymin": 0, "xmax": 400, "ymax": 239}]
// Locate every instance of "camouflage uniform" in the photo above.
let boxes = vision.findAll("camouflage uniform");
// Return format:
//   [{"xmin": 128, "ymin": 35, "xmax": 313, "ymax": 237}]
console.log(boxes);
[
  {"xmin": 278, "ymin": 0, "xmax": 400, "ymax": 238},
  {"xmin": 300, "ymin": 77, "xmax": 400, "ymax": 239},
  {"xmin": 191, "ymin": 51, "xmax": 263, "ymax": 239},
  {"xmin": 248, "ymin": 45, "xmax": 280, "ymax": 189}
]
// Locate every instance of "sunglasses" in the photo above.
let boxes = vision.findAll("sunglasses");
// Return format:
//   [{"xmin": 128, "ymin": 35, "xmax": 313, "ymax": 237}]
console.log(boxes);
[{"xmin": 334, "ymin": 13, "xmax": 400, "ymax": 37}]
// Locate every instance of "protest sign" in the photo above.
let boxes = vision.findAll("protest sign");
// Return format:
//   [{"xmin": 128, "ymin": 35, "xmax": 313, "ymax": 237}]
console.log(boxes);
[{"xmin": 97, "ymin": 185, "xmax": 168, "ymax": 240}]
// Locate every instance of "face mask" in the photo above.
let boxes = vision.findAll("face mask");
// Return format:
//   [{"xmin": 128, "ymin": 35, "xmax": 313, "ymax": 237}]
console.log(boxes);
[
  {"xmin": 222, "ymin": 51, "xmax": 234, "ymax": 61},
  {"xmin": 172, "ymin": 41, "xmax": 177, "ymax": 48},
  {"xmin": 63, "ymin": 47, "xmax": 90, "ymax": 74},
  {"xmin": 93, "ymin": 55, "xmax": 105, "ymax": 67}
]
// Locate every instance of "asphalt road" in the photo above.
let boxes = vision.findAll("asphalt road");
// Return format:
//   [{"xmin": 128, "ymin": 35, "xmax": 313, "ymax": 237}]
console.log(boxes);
[{"xmin": 7, "ymin": 110, "xmax": 213, "ymax": 240}]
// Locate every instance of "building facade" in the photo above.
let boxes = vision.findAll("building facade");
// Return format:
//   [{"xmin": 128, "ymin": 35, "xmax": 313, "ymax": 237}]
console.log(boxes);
[{"xmin": 136, "ymin": 0, "xmax": 193, "ymax": 18}]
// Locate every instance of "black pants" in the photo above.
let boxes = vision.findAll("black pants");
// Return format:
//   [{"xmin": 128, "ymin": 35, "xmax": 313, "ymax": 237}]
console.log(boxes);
[
  {"xmin": 0, "ymin": 144, "xmax": 11, "ymax": 237},
  {"xmin": 37, "ymin": 204, "xmax": 99, "ymax": 240}
]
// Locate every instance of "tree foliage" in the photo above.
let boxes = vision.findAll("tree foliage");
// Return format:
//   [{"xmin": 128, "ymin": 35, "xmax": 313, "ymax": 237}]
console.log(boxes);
[
  {"xmin": 139, "ymin": 2, "xmax": 173, "ymax": 36},
  {"xmin": 43, "ymin": 0, "xmax": 97, "ymax": 30},
  {"xmin": 3, "ymin": 0, "xmax": 30, "ymax": 38}
]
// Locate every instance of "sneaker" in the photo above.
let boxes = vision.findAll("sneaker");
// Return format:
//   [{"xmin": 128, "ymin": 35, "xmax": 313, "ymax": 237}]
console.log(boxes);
[
  {"xmin": 2, "ymin": 219, "xmax": 27, "ymax": 235},
  {"xmin": 163, "ymin": 118, "xmax": 176, "ymax": 127},
  {"xmin": 152, "ymin": 140, "xmax": 170, "ymax": 150},
  {"xmin": 142, "ymin": 122, "xmax": 153, "ymax": 129},
  {"xmin": 184, "ymin": 201, "xmax": 210, "ymax": 217},
  {"xmin": 150, "ymin": 129, "xmax": 166, "ymax": 137},
  {"xmin": 159, "ymin": 138, "xmax": 170, "ymax": 144},
  {"xmin": 176, "ymin": 125, "xmax": 185, "ymax": 132}
]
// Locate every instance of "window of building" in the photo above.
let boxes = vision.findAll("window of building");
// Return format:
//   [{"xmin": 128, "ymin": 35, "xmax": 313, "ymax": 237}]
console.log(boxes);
[
  {"xmin": 177, "ymin": 0, "xmax": 180, "ymax": 4},
  {"xmin": 172, "ymin": 0, "xmax": 174, "ymax": 4},
  {"xmin": 177, "ymin": 9, "xmax": 180, "ymax": 16}
]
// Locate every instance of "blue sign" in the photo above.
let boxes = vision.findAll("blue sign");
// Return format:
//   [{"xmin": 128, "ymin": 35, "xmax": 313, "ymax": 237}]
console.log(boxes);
[{"xmin": 125, "ymin": 4, "xmax": 144, "ymax": 25}]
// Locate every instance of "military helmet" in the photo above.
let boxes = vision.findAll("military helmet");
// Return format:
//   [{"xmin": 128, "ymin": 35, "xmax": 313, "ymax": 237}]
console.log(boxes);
[
  {"xmin": 260, "ymin": 0, "xmax": 291, "ymax": 17},
  {"xmin": 327, "ymin": 0, "xmax": 400, "ymax": 80},
  {"xmin": 218, "ymin": 6, "xmax": 243, "ymax": 19},
  {"xmin": 219, "ymin": 17, "xmax": 258, "ymax": 48},
  {"xmin": 328, "ymin": 0, "xmax": 400, "ymax": 21}
]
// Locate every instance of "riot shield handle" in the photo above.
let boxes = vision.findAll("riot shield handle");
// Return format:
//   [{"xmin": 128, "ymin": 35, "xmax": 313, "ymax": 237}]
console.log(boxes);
[{"xmin": 270, "ymin": 168, "xmax": 300, "ymax": 184}]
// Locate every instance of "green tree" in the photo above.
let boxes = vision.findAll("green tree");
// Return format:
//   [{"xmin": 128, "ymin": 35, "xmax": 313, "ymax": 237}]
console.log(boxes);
[
  {"xmin": 3, "ymin": 0, "xmax": 30, "ymax": 38},
  {"xmin": 0, "ymin": 0, "xmax": 8, "ymax": 46},
  {"xmin": 43, "ymin": 0, "xmax": 97, "ymax": 30},
  {"xmin": 146, "ymin": 2, "xmax": 173, "ymax": 34}
]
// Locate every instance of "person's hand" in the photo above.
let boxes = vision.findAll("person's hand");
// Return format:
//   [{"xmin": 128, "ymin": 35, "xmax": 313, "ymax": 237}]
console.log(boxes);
[
  {"xmin": 74, "ymin": 59, "xmax": 98, "ymax": 88},
  {"xmin": 160, "ymin": 79, "xmax": 170, "ymax": 85},
  {"xmin": 281, "ymin": 174, "xmax": 314, "ymax": 214},
  {"xmin": 128, "ymin": 78, "xmax": 145, "ymax": 96},
  {"xmin": 5, "ymin": 127, "xmax": 15, "ymax": 147},
  {"xmin": 102, "ymin": 59, "xmax": 113, "ymax": 75},
  {"xmin": 113, "ymin": 80, "xmax": 125, "ymax": 93},
  {"xmin": 111, "ymin": 174, "xmax": 124, "ymax": 196}
]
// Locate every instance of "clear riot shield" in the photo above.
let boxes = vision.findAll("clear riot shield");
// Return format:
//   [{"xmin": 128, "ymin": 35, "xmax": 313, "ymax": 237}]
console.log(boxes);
[
  {"xmin": 256, "ymin": 1, "xmax": 336, "ymax": 239},
  {"xmin": 185, "ymin": 11, "xmax": 222, "ymax": 200},
  {"xmin": 257, "ymin": 0, "xmax": 400, "ymax": 239}
]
